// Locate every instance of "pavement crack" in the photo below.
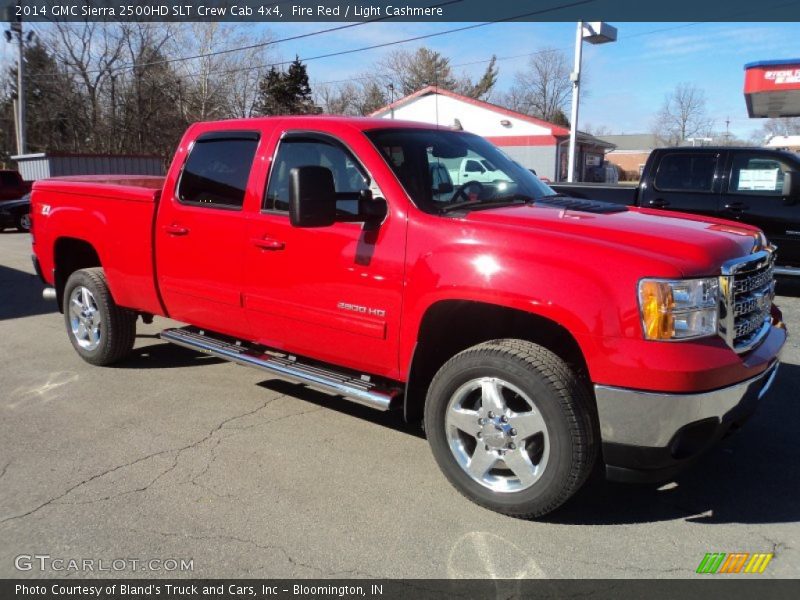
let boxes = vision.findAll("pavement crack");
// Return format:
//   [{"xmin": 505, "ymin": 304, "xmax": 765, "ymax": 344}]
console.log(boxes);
[
  {"xmin": 0, "ymin": 460, "xmax": 10, "ymax": 482},
  {"xmin": 119, "ymin": 526, "xmax": 377, "ymax": 577},
  {"xmin": 0, "ymin": 395, "xmax": 286, "ymax": 523}
]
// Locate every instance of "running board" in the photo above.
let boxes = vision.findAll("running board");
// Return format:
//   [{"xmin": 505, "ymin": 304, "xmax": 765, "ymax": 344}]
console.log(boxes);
[{"xmin": 160, "ymin": 327, "xmax": 401, "ymax": 411}]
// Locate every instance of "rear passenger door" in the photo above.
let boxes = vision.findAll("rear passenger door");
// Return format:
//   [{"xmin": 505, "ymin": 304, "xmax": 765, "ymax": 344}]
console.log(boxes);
[
  {"xmin": 723, "ymin": 151, "xmax": 800, "ymax": 265},
  {"xmin": 156, "ymin": 131, "xmax": 260, "ymax": 339},
  {"xmin": 644, "ymin": 151, "xmax": 722, "ymax": 216}
]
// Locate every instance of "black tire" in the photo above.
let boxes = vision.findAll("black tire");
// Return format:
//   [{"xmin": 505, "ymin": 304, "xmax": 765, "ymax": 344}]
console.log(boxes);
[
  {"xmin": 63, "ymin": 268, "xmax": 136, "ymax": 366},
  {"xmin": 15, "ymin": 211, "xmax": 31, "ymax": 232},
  {"xmin": 424, "ymin": 339, "xmax": 597, "ymax": 519}
]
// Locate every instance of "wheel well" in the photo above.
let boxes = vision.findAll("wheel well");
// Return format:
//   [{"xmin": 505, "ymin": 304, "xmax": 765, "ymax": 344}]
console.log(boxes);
[
  {"xmin": 405, "ymin": 300, "xmax": 590, "ymax": 423},
  {"xmin": 53, "ymin": 238, "xmax": 101, "ymax": 312}
]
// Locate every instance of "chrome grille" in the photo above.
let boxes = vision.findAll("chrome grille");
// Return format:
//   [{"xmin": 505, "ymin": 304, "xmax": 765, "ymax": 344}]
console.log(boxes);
[{"xmin": 719, "ymin": 248, "xmax": 775, "ymax": 354}]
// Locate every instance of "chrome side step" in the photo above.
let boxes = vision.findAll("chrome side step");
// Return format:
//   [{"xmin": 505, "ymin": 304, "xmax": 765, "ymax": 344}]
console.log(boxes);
[{"xmin": 160, "ymin": 327, "xmax": 401, "ymax": 411}]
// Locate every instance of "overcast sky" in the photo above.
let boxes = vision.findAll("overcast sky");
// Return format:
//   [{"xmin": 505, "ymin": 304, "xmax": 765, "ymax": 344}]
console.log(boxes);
[{"xmin": 2, "ymin": 20, "xmax": 798, "ymax": 140}]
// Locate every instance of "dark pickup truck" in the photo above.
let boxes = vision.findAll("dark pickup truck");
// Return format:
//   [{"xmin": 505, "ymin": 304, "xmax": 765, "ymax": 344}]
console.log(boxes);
[{"xmin": 551, "ymin": 147, "xmax": 800, "ymax": 276}]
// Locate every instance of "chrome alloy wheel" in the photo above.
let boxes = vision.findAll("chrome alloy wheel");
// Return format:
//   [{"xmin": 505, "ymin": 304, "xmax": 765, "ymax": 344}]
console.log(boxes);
[
  {"xmin": 20, "ymin": 213, "xmax": 31, "ymax": 230},
  {"xmin": 68, "ymin": 286, "xmax": 102, "ymax": 351},
  {"xmin": 445, "ymin": 377, "xmax": 550, "ymax": 493}
]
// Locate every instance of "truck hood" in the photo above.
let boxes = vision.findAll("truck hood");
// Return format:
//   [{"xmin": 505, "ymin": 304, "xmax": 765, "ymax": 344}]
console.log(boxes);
[{"xmin": 463, "ymin": 204, "xmax": 763, "ymax": 277}]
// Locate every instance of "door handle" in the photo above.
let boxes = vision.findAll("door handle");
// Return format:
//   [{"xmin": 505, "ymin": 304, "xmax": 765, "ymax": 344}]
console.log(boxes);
[
  {"xmin": 251, "ymin": 237, "xmax": 285, "ymax": 251},
  {"xmin": 163, "ymin": 224, "xmax": 189, "ymax": 235},
  {"xmin": 648, "ymin": 198, "xmax": 669, "ymax": 208},
  {"xmin": 724, "ymin": 202, "xmax": 748, "ymax": 213}
]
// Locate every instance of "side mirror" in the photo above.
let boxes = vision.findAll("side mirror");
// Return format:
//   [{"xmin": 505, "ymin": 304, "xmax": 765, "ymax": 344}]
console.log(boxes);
[
  {"xmin": 358, "ymin": 189, "xmax": 388, "ymax": 224},
  {"xmin": 289, "ymin": 166, "xmax": 336, "ymax": 228},
  {"xmin": 783, "ymin": 171, "xmax": 800, "ymax": 203}
]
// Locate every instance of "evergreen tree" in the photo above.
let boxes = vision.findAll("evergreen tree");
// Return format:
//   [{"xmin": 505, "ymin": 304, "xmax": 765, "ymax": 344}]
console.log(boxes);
[
  {"xmin": 255, "ymin": 57, "xmax": 319, "ymax": 115},
  {"xmin": 358, "ymin": 81, "xmax": 388, "ymax": 115}
]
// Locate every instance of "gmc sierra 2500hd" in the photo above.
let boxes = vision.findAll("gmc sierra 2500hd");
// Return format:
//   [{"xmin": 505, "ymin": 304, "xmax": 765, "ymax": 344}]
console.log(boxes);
[{"xmin": 30, "ymin": 117, "xmax": 786, "ymax": 518}]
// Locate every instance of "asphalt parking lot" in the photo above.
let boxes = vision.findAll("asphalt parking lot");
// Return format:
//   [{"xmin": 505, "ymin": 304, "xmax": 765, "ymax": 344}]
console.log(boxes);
[{"xmin": 1, "ymin": 230, "xmax": 798, "ymax": 579}]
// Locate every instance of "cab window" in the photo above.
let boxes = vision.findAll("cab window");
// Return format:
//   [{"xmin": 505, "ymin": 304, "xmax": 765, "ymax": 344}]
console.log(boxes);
[
  {"xmin": 654, "ymin": 153, "xmax": 717, "ymax": 193},
  {"xmin": 177, "ymin": 133, "xmax": 259, "ymax": 209},
  {"xmin": 730, "ymin": 154, "xmax": 791, "ymax": 196},
  {"xmin": 264, "ymin": 136, "xmax": 369, "ymax": 214}
]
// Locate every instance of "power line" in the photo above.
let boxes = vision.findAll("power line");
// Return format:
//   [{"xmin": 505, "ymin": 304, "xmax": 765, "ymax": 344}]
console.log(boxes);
[
  {"xmin": 42, "ymin": 0, "xmax": 465, "ymax": 76},
  {"xmin": 191, "ymin": 0, "xmax": 597, "ymax": 78},
  {"xmin": 309, "ymin": 21, "xmax": 706, "ymax": 88}
]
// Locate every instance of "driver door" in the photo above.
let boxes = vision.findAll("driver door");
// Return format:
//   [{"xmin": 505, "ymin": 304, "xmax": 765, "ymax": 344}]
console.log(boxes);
[{"xmin": 242, "ymin": 131, "xmax": 406, "ymax": 377}]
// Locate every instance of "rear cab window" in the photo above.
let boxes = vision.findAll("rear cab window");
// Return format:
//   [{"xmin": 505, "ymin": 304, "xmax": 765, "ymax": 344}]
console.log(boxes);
[
  {"xmin": 177, "ymin": 131, "xmax": 260, "ymax": 209},
  {"xmin": 0, "ymin": 172, "xmax": 20, "ymax": 187},
  {"xmin": 654, "ymin": 152, "xmax": 718, "ymax": 193}
]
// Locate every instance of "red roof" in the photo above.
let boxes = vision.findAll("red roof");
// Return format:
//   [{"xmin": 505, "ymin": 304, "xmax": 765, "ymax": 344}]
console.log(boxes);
[{"xmin": 369, "ymin": 85, "xmax": 570, "ymax": 136}]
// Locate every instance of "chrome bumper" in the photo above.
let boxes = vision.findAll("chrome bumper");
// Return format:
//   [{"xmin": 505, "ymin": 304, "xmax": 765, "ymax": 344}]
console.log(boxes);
[
  {"xmin": 775, "ymin": 265, "xmax": 800, "ymax": 277},
  {"xmin": 594, "ymin": 361, "xmax": 780, "ymax": 449}
]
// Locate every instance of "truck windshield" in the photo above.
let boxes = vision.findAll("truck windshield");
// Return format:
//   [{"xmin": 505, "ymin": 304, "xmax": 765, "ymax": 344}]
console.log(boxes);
[{"xmin": 365, "ymin": 128, "xmax": 556, "ymax": 214}]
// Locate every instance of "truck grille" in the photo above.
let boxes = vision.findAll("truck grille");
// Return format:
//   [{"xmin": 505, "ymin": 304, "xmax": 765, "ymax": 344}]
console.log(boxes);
[{"xmin": 719, "ymin": 248, "xmax": 775, "ymax": 353}]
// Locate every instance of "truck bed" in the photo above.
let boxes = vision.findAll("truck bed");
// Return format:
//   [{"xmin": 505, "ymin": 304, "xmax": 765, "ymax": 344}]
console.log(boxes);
[
  {"xmin": 32, "ymin": 175, "xmax": 165, "ymax": 316},
  {"xmin": 33, "ymin": 175, "xmax": 165, "ymax": 201},
  {"xmin": 549, "ymin": 182, "xmax": 638, "ymax": 206}
]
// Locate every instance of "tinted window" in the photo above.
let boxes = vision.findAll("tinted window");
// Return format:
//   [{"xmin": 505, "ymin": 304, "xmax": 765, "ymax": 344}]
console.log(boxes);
[
  {"xmin": 265, "ymin": 137, "xmax": 369, "ymax": 214},
  {"xmin": 178, "ymin": 136, "xmax": 259, "ymax": 209},
  {"xmin": 654, "ymin": 153, "xmax": 717, "ymax": 192},
  {"xmin": 730, "ymin": 154, "xmax": 790, "ymax": 196},
  {"xmin": 1, "ymin": 172, "xmax": 19, "ymax": 186}
]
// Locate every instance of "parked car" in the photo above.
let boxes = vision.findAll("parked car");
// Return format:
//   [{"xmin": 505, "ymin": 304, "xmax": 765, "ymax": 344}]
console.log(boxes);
[
  {"xmin": 0, "ymin": 192, "xmax": 31, "ymax": 232},
  {"xmin": 551, "ymin": 147, "xmax": 800, "ymax": 275},
  {"xmin": 31, "ymin": 118, "xmax": 785, "ymax": 518}
]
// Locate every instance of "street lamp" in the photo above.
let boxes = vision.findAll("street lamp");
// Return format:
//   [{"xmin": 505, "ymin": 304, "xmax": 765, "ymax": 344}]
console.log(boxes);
[{"xmin": 567, "ymin": 21, "xmax": 617, "ymax": 182}]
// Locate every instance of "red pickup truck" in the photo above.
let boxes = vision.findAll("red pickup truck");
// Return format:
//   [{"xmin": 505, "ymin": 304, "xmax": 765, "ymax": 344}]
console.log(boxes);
[{"xmin": 30, "ymin": 117, "xmax": 786, "ymax": 518}]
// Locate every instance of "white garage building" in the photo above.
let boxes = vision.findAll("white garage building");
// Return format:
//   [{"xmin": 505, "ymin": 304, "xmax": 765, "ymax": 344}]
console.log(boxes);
[{"xmin": 370, "ymin": 85, "xmax": 612, "ymax": 182}]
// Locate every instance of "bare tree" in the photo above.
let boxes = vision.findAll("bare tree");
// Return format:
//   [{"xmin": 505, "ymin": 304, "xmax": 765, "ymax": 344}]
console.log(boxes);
[
  {"xmin": 48, "ymin": 21, "xmax": 127, "ymax": 151},
  {"xmin": 750, "ymin": 117, "xmax": 800, "ymax": 144},
  {"xmin": 375, "ymin": 47, "xmax": 497, "ymax": 99},
  {"xmin": 583, "ymin": 123, "xmax": 612, "ymax": 137},
  {"xmin": 315, "ymin": 77, "xmax": 389, "ymax": 116},
  {"xmin": 174, "ymin": 23, "xmax": 274, "ymax": 120},
  {"xmin": 653, "ymin": 83, "xmax": 714, "ymax": 145},
  {"xmin": 499, "ymin": 49, "xmax": 571, "ymax": 124}
]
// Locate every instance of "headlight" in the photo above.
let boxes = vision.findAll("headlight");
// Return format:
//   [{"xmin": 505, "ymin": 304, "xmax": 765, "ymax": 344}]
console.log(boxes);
[{"xmin": 638, "ymin": 278, "xmax": 719, "ymax": 340}]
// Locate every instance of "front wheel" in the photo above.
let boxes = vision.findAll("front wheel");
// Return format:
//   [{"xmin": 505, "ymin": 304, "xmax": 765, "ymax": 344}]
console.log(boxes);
[
  {"xmin": 63, "ymin": 268, "xmax": 136, "ymax": 366},
  {"xmin": 15, "ymin": 212, "xmax": 31, "ymax": 232},
  {"xmin": 424, "ymin": 339, "xmax": 596, "ymax": 518}
]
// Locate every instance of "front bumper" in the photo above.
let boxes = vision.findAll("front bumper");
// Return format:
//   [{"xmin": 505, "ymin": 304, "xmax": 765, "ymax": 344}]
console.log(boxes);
[{"xmin": 595, "ymin": 357, "xmax": 781, "ymax": 483}]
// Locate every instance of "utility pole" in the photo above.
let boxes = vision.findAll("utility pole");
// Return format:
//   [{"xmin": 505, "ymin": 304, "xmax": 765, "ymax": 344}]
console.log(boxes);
[
  {"xmin": 724, "ymin": 116, "xmax": 731, "ymax": 146},
  {"xmin": 5, "ymin": 8, "xmax": 26, "ymax": 155}
]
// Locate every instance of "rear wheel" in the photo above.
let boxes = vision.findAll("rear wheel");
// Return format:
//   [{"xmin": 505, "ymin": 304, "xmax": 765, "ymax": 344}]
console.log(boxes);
[
  {"xmin": 424, "ymin": 339, "xmax": 596, "ymax": 518},
  {"xmin": 63, "ymin": 268, "xmax": 136, "ymax": 366}
]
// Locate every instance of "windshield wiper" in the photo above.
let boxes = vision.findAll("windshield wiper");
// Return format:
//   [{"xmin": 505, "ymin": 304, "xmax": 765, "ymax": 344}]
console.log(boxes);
[
  {"xmin": 438, "ymin": 196, "xmax": 529, "ymax": 213},
  {"xmin": 541, "ymin": 193, "xmax": 571, "ymax": 199}
]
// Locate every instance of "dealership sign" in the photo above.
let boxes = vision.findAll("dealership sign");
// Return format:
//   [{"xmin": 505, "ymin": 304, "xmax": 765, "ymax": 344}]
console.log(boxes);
[{"xmin": 744, "ymin": 59, "xmax": 800, "ymax": 118}]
